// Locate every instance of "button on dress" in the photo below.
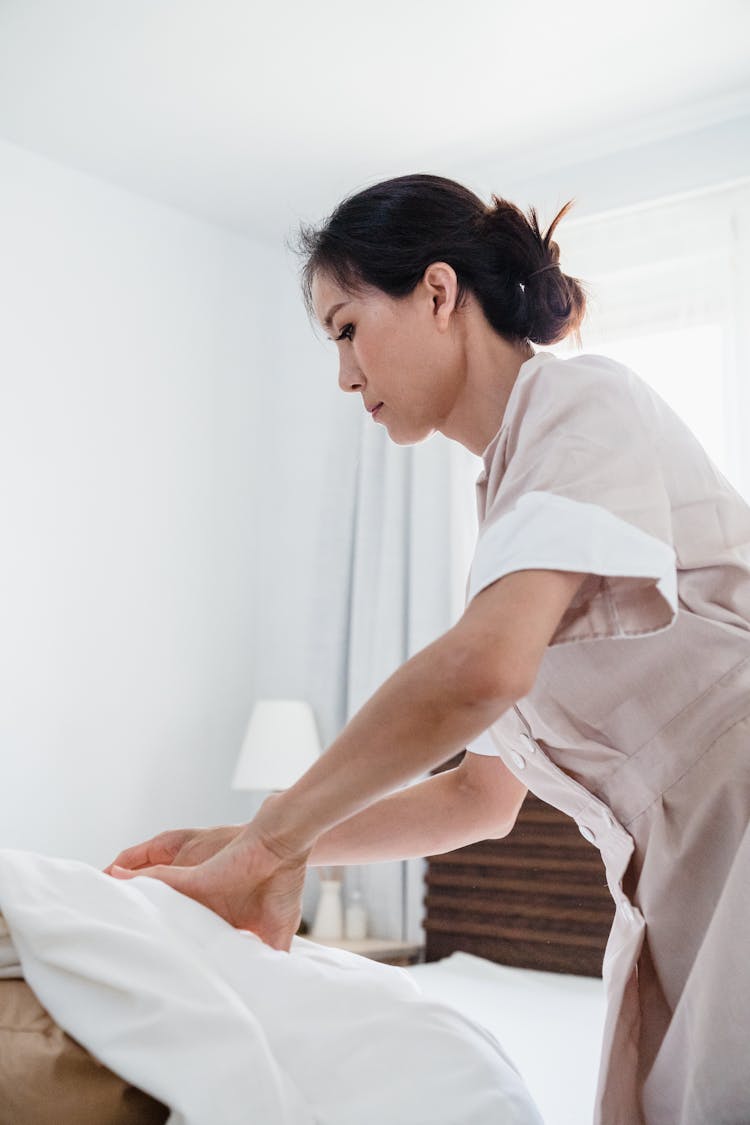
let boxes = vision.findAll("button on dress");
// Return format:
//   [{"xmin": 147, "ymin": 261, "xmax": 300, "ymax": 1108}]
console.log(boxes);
[{"xmin": 465, "ymin": 350, "xmax": 750, "ymax": 1125}]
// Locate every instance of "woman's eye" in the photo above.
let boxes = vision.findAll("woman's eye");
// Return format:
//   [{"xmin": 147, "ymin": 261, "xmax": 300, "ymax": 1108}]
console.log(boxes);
[{"xmin": 336, "ymin": 323, "xmax": 355, "ymax": 342}]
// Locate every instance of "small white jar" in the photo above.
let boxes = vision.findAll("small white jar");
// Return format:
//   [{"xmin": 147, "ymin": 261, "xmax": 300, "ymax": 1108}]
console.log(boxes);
[
  {"xmin": 344, "ymin": 888, "xmax": 368, "ymax": 940},
  {"xmin": 311, "ymin": 878, "xmax": 344, "ymax": 940}
]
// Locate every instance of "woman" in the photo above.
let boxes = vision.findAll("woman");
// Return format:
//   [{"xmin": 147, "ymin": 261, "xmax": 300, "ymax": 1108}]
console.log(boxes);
[{"xmin": 109, "ymin": 174, "xmax": 750, "ymax": 1125}]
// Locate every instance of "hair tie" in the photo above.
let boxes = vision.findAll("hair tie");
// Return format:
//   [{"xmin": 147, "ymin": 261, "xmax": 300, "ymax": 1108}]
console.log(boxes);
[{"xmin": 526, "ymin": 262, "xmax": 560, "ymax": 281}]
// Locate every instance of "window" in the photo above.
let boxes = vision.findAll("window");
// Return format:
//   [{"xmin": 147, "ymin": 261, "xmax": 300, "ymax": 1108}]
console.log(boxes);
[
  {"xmin": 590, "ymin": 323, "xmax": 728, "ymax": 478},
  {"xmin": 550, "ymin": 179, "xmax": 750, "ymax": 499}
]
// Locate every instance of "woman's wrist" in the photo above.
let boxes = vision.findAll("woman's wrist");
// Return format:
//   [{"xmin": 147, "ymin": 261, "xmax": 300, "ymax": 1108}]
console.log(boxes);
[{"xmin": 245, "ymin": 792, "xmax": 318, "ymax": 861}]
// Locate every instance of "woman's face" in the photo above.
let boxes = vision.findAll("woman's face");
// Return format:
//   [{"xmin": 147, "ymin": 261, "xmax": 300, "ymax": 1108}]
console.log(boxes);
[{"xmin": 310, "ymin": 267, "xmax": 463, "ymax": 445}]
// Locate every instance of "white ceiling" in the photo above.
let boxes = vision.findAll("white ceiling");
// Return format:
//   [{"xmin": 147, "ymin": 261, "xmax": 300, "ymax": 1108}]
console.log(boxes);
[{"xmin": 0, "ymin": 0, "xmax": 748, "ymax": 243}]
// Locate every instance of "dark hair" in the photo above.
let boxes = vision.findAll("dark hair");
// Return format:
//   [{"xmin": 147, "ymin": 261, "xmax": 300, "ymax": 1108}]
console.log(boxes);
[{"xmin": 290, "ymin": 173, "xmax": 588, "ymax": 348}]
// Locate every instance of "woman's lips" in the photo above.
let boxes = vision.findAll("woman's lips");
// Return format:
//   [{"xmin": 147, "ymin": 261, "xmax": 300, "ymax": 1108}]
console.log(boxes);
[{"xmin": 371, "ymin": 403, "xmax": 383, "ymax": 420}]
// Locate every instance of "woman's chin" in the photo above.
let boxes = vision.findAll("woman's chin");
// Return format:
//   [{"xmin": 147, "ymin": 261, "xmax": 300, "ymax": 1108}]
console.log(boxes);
[{"xmin": 382, "ymin": 417, "xmax": 434, "ymax": 446}]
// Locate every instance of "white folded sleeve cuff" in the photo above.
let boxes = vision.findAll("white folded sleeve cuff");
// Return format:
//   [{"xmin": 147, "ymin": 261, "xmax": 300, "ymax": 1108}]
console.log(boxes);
[{"xmin": 467, "ymin": 491, "xmax": 678, "ymax": 646}]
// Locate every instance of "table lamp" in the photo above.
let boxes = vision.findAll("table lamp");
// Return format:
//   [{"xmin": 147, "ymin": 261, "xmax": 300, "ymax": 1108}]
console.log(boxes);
[{"xmin": 232, "ymin": 699, "xmax": 321, "ymax": 792}]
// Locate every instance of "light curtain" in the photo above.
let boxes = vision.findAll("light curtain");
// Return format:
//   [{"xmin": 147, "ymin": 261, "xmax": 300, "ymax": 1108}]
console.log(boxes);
[{"xmin": 307, "ymin": 412, "xmax": 478, "ymax": 942}]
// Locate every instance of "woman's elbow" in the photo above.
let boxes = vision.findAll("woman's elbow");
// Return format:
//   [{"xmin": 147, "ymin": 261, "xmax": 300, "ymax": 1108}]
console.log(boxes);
[
  {"xmin": 454, "ymin": 754, "xmax": 528, "ymax": 840},
  {"xmin": 456, "ymin": 647, "xmax": 537, "ymax": 710}
]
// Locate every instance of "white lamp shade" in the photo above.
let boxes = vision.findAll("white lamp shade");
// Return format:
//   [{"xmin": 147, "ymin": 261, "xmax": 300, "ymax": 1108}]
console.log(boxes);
[{"xmin": 232, "ymin": 699, "xmax": 322, "ymax": 791}]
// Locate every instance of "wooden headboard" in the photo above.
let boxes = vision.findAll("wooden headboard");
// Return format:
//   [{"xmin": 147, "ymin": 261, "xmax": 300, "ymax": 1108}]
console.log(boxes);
[{"xmin": 423, "ymin": 755, "xmax": 614, "ymax": 977}]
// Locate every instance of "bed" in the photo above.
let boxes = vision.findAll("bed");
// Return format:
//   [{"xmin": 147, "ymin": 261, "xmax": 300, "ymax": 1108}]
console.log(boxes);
[{"xmin": 406, "ymin": 951, "xmax": 606, "ymax": 1125}]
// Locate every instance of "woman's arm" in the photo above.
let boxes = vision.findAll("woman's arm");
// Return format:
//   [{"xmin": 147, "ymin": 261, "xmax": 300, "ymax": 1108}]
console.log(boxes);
[
  {"xmin": 308, "ymin": 752, "xmax": 527, "ymax": 865},
  {"xmin": 106, "ymin": 755, "xmax": 523, "ymax": 875},
  {"xmin": 256, "ymin": 567, "xmax": 585, "ymax": 855},
  {"xmin": 110, "ymin": 567, "xmax": 585, "ymax": 948}
]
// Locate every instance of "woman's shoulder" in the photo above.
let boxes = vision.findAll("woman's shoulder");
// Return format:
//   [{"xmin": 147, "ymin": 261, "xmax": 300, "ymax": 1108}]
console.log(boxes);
[
  {"xmin": 505, "ymin": 349, "xmax": 650, "ymax": 435},
  {"xmin": 520, "ymin": 349, "xmax": 643, "ymax": 392}
]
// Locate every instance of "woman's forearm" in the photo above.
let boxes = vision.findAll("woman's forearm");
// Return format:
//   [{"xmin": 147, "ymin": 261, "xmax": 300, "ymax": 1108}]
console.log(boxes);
[
  {"xmin": 307, "ymin": 766, "xmax": 504, "ymax": 865},
  {"xmin": 254, "ymin": 627, "xmax": 519, "ymax": 855}
]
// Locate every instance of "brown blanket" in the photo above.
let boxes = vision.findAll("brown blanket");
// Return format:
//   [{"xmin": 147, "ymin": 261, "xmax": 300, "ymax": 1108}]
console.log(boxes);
[{"xmin": 0, "ymin": 979, "xmax": 168, "ymax": 1125}]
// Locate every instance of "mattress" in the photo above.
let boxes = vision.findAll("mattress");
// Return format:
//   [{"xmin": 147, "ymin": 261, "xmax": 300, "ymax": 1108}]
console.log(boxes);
[{"xmin": 407, "ymin": 952, "xmax": 606, "ymax": 1125}]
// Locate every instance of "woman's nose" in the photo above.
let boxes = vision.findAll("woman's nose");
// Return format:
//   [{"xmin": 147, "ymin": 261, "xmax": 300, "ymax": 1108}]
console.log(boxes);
[{"xmin": 338, "ymin": 360, "xmax": 364, "ymax": 394}]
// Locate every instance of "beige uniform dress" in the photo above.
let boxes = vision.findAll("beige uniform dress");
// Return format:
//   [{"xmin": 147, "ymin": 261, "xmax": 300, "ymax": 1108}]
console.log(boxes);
[{"xmin": 465, "ymin": 350, "xmax": 750, "ymax": 1125}]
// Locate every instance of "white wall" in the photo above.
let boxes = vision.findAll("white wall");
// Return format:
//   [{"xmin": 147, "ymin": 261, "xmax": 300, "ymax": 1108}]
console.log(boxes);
[{"xmin": 0, "ymin": 139, "xmax": 277, "ymax": 865}]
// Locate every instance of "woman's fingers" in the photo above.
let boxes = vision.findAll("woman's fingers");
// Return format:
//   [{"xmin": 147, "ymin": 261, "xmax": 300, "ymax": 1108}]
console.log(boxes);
[
  {"xmin": 107, "ymin": 833, "xmax": 308, "ymax": 953},
  {"xmin": 102, "ymin": 848, "xmax": 150, "ymax": 875},
  {"xmin": 104, "ymin": 826, "xmax": 245, "ymax": 878},
  {"xmin": 109, "ymin": 863, "xmax": 193, "ymax": 890},
  {"xmin": 104, "ymin": 830, "xmax": 195, "ymax": 875}
]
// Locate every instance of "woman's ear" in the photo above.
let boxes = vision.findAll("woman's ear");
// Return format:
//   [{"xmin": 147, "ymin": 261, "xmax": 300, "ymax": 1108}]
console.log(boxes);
[{"xmin": 423, "ymin": 261, "xmax": 458, "ymax": 332}]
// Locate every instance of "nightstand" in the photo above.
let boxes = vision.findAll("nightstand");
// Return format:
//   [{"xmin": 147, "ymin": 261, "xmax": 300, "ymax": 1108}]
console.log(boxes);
[{"xmin": 310, "ymin": 937, "xmax": 424, "ymax": 966}]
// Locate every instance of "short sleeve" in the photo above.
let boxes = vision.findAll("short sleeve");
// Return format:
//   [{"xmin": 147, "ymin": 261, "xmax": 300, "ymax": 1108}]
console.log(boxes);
[{"xmin": 467, "ymin": 354, "xmax": 678, "ymax": 646}]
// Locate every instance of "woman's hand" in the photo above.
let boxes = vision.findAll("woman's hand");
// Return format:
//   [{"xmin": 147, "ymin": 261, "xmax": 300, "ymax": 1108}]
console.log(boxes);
[
  {"xmin": 107, "ymin": 798, "xmax": 311, "ymax": 951},
  {"xmin": 103, "ymin": 824, "xmax": 243, "ymax": 875}
]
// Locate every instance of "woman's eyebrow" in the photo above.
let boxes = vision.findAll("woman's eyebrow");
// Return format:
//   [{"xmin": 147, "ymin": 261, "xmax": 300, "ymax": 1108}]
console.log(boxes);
[{"xmin": 322, "ymin": 301, "xmax": 350, "ymax": 329}]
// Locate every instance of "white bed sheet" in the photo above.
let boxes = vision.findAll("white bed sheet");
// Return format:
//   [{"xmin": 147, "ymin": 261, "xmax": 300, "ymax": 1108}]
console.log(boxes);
[
  {"xmin": 0, "ymin": 850, "xmax": 544, "ymax": 1125},
  {"xmin": 407, "ymin": 952, "xmax": 606, "ymax": 1125}
]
